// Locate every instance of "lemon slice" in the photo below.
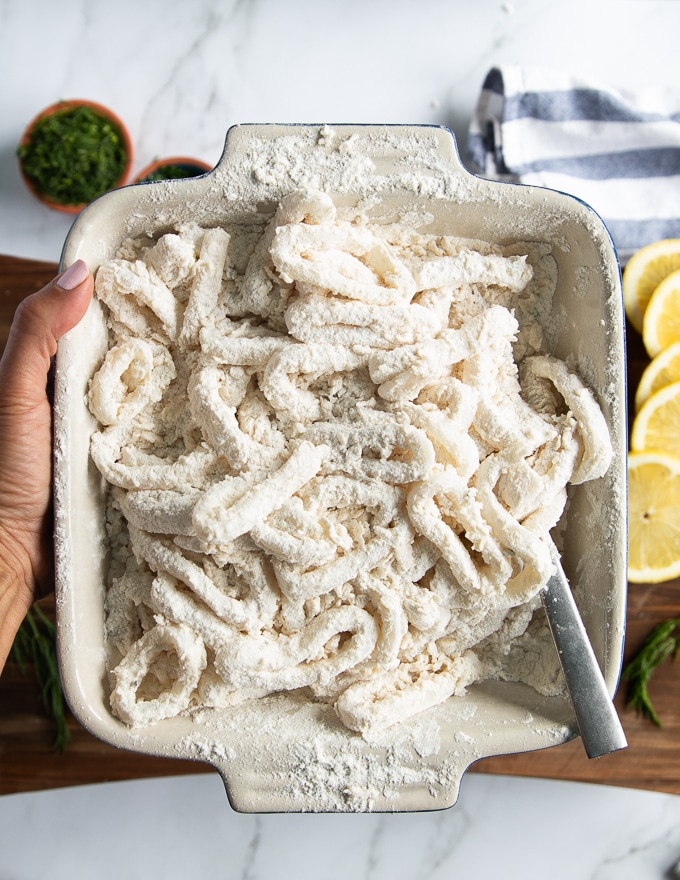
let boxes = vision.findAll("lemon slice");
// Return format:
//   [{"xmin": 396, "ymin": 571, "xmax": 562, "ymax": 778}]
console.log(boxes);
[
  {"xmin": 642, "ymin": 268, "xmax": 680, "ymax": 358},
  {"xmin": 635, "ymin": 341, "xmax": 680, "ymax": 411},
  {"xmin": 628, "ymin": 450, "xmax": 680, "ymax": 582},
  {"xmin": 623, "ymin": 238, "xmax": 680, "ymax": 334},
  {"xmin": 631, "ymin": 380, "xmax": 680, "ymax": 457}
]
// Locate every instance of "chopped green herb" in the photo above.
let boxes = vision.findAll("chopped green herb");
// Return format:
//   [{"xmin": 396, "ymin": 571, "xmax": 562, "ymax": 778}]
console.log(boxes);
[
  {"xmin": 18, "ymin": 104, "xmax": 128, "ymax": 206},
  {"xmin": 621, "ymin": 616, "xmax": 680, "ymax": 726},
  {"xmin": 143, "ymin": 163, "xmax": 202, "ymax": 182},
  {"xmin": 11, "ymin": 605, "xmax": 71, "ymax": 752}
]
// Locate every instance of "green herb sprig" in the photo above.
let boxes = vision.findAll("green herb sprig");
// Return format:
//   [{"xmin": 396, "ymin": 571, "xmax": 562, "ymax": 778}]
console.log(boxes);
[
  {"xmin": 621, "ymin": 617, "xmax": 680, "ymax": 726},
  {"xmin": 18, "ymin": 104, "xmax": 128, "ymax": 206},
  {"xmin": 143, "ymin": 163, "xmax": 200, "ymax": 182},
  {"xmin": 10, "ymin": 605, "xmax": 70, "ymax": 752}
]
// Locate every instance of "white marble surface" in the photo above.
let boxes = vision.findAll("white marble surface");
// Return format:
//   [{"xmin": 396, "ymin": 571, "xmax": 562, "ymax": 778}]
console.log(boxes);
[{"xmin": 2, "ymin": 0, "xmax": 680, "ymax": 876}]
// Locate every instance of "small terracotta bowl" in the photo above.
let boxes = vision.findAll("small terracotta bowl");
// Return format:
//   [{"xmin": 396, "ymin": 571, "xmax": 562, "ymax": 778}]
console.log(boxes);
[
  {"xmin": 18, "ymin": 99, "xmax": 133, "ymax": 214},
  {"xmin": 134, "ymin": 156, "xmax": 212, "ymax": 184}
]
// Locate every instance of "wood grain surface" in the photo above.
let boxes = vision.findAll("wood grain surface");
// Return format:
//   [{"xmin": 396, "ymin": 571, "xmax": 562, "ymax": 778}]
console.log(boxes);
[{"xmin": 0, "ymin": 254, "xmax": 678, "ymax": 797}]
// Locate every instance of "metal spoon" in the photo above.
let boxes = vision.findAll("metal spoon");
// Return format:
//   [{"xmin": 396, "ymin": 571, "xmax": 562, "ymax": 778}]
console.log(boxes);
[{"xmin": 541, "ymin": 543, "xmax": 627, "ymax": 758}]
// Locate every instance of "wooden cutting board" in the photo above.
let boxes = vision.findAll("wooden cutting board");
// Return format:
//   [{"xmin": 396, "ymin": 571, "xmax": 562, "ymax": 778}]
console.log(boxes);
[{"xmin": 1, "ymin": 254, "xmax": 678, "ymax": 797}]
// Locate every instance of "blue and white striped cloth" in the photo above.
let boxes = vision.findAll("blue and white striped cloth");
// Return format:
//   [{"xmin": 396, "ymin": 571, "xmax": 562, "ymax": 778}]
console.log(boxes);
[{"xmin": 467, "ymin": 66, "xmax": 680, "ymax": 259}]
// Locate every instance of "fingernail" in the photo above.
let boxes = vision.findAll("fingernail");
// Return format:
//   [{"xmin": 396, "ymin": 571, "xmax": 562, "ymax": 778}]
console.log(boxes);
[{"xmin": 58, "ymin": 260, "xmax": 90, "ymax": 290}]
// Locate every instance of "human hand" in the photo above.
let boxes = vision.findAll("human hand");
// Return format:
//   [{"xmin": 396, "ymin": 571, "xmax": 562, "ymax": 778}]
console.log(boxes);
[{"xmin": 0, "ymin": 260, "xmax": 93, "ymax": 670}]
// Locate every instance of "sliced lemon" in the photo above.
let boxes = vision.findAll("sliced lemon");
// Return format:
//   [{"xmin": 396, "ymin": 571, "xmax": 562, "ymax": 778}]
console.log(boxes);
[
  {"xmin": 628, "ymin": 450, "xmax": 680, "ymax": 582},
  {"xmin": 631, "ymin": 380, "xmax": 680, "ymax": 457},
  {"xmin": 635, "ymin": 341, "xmax": 680, "ymax": 411},
  {"xmin": 623, "ymin": 238, "xmax": 680, "ymax": 334},
  {"xmin": 642, "ymin": 269, "xmax": 680, "ymax": 358}
]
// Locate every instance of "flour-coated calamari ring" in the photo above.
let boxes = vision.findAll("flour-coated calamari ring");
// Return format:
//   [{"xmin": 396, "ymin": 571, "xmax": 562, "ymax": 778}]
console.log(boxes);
[
  {"xmin": 95, "ymin": 258, "xmax": 182, "ymax": 340},
  {"xmin": 273, "ymin": 520, "xmax": 411, "ymax": 602},
  {"xmin": 356, "ymin": 573, "xmax": 408, "ymax": 670},
  {"xmin": 284, "ymin": 291, "xmax": 445, "ymax": 348},
  {"xmin": 240, "ymin": 189, "xmax": 336, "ymax": 317},
  {"xmin": 412, "ymin": 249, "xmax": 532, "ymax": 293},
  {"xmin": 109, "ymin": 622, "xmax": 207, "ymax": 727},
  {"xmin": 105, "ymin": 570, "xmax": 155, "ymax": 658},
  {"xmin": 260, "ymin": 342, "xmax": 369, "ymax": 424},
  {"xmin": 250, "ymin": 499, "xmax": 345, "ymax": 568},
  {"xmin": 143, "ymin": 231, "xmax": 197, "ymax": 288},
  {"xmin": 150, "ymin": 572, "xmax": 238, "ymax": 650},
  {"xmin": 303, "ymin": 420, "xmax": 434, "ymax": 484},
  {"xmin": 213, "ymin": 605, "xmax": 379, "ymax": 692},
  {"xmin": 270, "ymin": 220, "xmax": 416, "ymax": 305},
  {"xmin": 88, "ymin": 338, "xmax": 175, "ymax": 427},
  {"xmin": 521, "ymin": 487, "xmax": 568, "ymax": 536},
  {"xmin": 199, "ymin": 327, "xmax": 293, "ymax": 366},
  {"xmin": 335, "ymin": 652, "xmax": 482, "ymax": 734},
  {"xmin": 473, "ymin": 393, "xmax": 555, "ymax": 459},
  {"xmin": 130, "ymin": 524, "xmax": 279, "ymax": 631},
  {"xmin": 473, "ymin": 452, "xmax": 554, "ymax": 604},
  {"xmin": 368, "ymin": 304, "xmax": 518, "ymax": 401},
  {"xmin": 520, "ymin": 355, "xmax": 613, "ymax": 484},
  {"xmin": 188, "ymin": 362, "xmax": 259, "ymax": 470},
  {"xmin": 232, "ymin": 386, "xmax": 288, "ymax": 472},
  {"xmin": 192, "ymin": 441, "xmax": 329, "ymax": 545},
  {"xmin": 195, "ymin": 668, "xmax": 273, "ymax": 710},
  {"xmin": 302, "ymin": 474, "xmax": 404, "ymax": 527},
  {"xmin": 497, "ymin": 422, "xmax": 579, "ymax": 521},
  {"xmin": 113, "ymin": 486, "xmax": 199, "ymax": 536},
  {"xmin": 254, "ymin": 475, "xmax": 402, "ymax": 568},
  {"xmin": 406, "ymin": 471, "xmax": 512, "ymax": 594},
  {"xmin": 90, "ymin": 427, "xmax": 217, "ymax": 491},
  {"xmin": 400, "ymin": 396, "xmax": 479, "ymax": 481},
  {"xmin": 179, "ymin": 227, "xmax": 230, "ymax": 346}
]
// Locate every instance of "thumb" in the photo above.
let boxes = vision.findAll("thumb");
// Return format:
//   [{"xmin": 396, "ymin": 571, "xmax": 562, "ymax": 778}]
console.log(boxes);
[{"xmin": 0, "ymin": 260, "xmax": 94, "ymax": 401}]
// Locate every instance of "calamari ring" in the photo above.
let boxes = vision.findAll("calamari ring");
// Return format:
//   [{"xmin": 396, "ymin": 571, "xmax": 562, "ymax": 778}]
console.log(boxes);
[
  {"xmin": 521, "ymin": 355, "xmax": 613, "ymax": 484},
  {"xmin": 199, "ymin": 329, "xmax": 293, "ymax": 366},
  {"xmin": 179, "ymin": 227, "xmax": 230, "ymax": 346},
  {"xmin": 368, "ymin": 304, "xmax": 518, "ymax": 401},
  {"xmin": 143, "ymin": 231, "xmax": 197, "ymax": 288},
  {"xmin": 474, "ymin": 451, "xmax": 554, "ymax": 604},
  {"xmin": 130, "ymin": 524, "xmax": 279, "ymax": 631},
  {"xmin": 95, "ymin": 258, "xmax": 183, "ymax": 340},
  {"xmin": 192, "ymin": 441, "xmax": 329, "ymax": 546},
  {"xmin": 88, "ymin": 338, "xmax": 175, "ymax": 427},
  {"xmin": 273, "ymin": 520, "xmax": 412, "ymax": 602},
  {"xmin": 284, "ymin": 291, "xmax": 445, "ymax": 348},
  {"xmin": 253, "ymin": 475, "xmax": 402, "ymax": 568},
  {"xmin": 303, "ymin": 420, "xmax": 435, "ymax": 484},
  {"xmin": 406, "ymin": 471, "xmax": 512, "ymax": 594},
  {"xmin": 90, "ymin": 427, "xmax": 217, "ymax": 491},
  {"xmin": 335, "ymin": 652, "xmax": 482, "ymax": 734},
  {"xmin": 114, "ymin": 486, "xmax": 199, "ymax": 536},
  {"xmin": 270, "ymin": 220, "xmax": 416, "ymax": 305},
  {"xmin": 109, "ymin": 622, "xmax": 207, "ymax": 727},
  {"xmin": 240, "ymin": 189, "xmax": 336, "ymax": 317},
  {"xmin": 412, "ymin": 249, "xmax": 532, "ymax": 293},
  {"xmin": 188, "ymin": 362, "xmax": 258, "ymax": 470},
  {"xmin": 213, "ymin": 605, "xmax": 379, "ymax": 691},
  {"xmin": 260, "ymin": 342, "xmax": 369, "ymax": 424}
]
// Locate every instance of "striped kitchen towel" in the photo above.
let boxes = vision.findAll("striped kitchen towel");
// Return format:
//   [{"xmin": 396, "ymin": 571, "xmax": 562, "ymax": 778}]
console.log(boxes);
[{"xmin": 467, "ymin": 66, "xmax": 680, "ymax": 259}]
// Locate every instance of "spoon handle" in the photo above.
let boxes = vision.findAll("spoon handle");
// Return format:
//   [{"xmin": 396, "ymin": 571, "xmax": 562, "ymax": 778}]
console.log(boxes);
[{"xmin": 541, "ymin": 546, "xmax": 628, "ymax": 758}]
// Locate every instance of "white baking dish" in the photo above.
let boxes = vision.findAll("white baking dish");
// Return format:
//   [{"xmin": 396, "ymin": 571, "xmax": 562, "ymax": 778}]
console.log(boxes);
[{"xmin": 54, "ymin": 124, "xmax": 627, "ymax": 813}]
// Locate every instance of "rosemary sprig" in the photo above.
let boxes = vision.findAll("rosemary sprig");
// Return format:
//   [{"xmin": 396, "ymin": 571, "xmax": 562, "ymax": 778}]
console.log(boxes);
[
  {"xmin": 621, "ymin": 617, "xmax": 680, "ymax": 726},
  {"xmin": 10, "ymin": 605, "xmax": 71, "ymax": 752},
  {"xmin": 18, "ymin": 104, "xmax": 128, "ymax": 205}
]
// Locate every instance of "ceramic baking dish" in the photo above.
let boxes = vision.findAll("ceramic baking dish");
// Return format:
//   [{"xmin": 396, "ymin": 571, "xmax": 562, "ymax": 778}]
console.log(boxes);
[{"xmin": 54, "ymin": 124, "xmax": 627, "ymax": 813}]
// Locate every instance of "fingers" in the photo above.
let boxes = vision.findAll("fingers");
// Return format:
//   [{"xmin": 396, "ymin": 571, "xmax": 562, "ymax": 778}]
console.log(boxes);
[{"xmin": 0, "ymin": 260, "xmax": 94, "ymax": 403}]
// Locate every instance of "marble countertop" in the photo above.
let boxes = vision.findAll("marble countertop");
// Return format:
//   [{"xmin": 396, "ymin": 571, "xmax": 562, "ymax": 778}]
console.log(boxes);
[{"xmin": 2, "ymin": 0, "xmax": 680, "ymax": 877}]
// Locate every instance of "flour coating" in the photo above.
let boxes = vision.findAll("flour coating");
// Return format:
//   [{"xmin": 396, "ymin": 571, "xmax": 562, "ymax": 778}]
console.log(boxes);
[{"xmin": 90, "ymin": 189, "xmax": 612, "ymax": 735}]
